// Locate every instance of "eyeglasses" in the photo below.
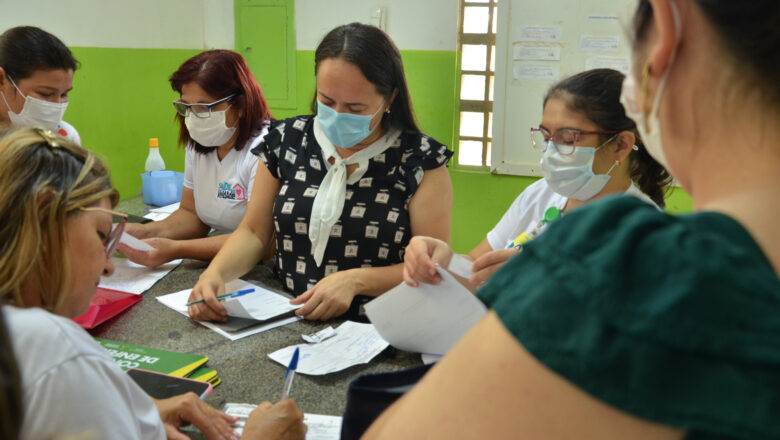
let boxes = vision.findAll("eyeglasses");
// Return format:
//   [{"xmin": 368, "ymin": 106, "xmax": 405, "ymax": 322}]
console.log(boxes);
[
  {"xmin": 173, "ymin": 94, "xmax": 236, "ymax": 119},
  {"xmin": 80, "ymin": 207, "xmax": 128, "ymax": 257},
  {"xmin": 530, "ymin": 127, "xmax": 619, "ymax": 155}
]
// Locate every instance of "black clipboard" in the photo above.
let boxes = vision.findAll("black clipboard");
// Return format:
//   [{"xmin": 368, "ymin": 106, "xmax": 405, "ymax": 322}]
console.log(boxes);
[{"xmin": 212, "ymin": 310, "xmax": 298, "ymax": 333}]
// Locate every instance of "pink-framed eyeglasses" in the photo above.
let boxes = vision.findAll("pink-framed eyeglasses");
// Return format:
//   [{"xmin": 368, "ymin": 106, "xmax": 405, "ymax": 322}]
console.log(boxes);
[
  {"xmin": 530, "ymin": 127, "xmax": 619, "ymax": 155},
  {"xmin": 80, "ymin": 207, "xmax": 128, "ymax": 257}
]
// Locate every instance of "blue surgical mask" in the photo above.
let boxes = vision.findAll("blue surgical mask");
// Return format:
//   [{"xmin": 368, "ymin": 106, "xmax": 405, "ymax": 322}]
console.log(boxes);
[
  {"xmin": 316, "ymin": 100, "xmax": 385, "ymax": 149},
  {"xmin": 540, "ymin": 141, "xmax": 618, "ymax": 200}
]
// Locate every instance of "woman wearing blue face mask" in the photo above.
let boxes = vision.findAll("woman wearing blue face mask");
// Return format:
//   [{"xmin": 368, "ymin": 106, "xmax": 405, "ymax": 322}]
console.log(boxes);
[
  {"xmin": 188, "ymin": 23, "xmax": 453, "ymax": 322},
  {"xmin": 117, "ymin": 50, "xmax": 274, "ymax": 269},
  {"xmin": 0, "ymin": 26, "xmax": 80, "ymax": 144},
  {"xmin": 365, "ymin": 0, "xmax": 780, "ymax": 438},
  {"xmin": 405, "ymin": 68, "xmax": 671, "ymax": 288}
]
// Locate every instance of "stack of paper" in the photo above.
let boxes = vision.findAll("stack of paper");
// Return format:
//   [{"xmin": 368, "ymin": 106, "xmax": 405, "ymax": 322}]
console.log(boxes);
[
  {"xmin": 156, "ymin": 279, "xmax": 301, "ymax": 341},
  {"xmin": 222, "ymin": 403, "xmax": 342, "ymax": 440},
  {"xmin": 365, "ymin": 268, "xmax": 487, "ymax": 357},
  {"xmin": 268, "ymin": 321, "xmax": 389, "ymax": 375}
]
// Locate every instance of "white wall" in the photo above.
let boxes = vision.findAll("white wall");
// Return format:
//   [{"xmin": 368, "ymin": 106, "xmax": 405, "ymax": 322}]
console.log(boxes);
[
  {"xmin": 0, "ymin": 0, "xmax": 234, "ymax": 49},
  {"xmin": 295, "ymin": 0, "xmax": 458, "ymax": 51},
  {"xmin": 0, "ymin": 0, "xmax": 456, "ymax": 51}
]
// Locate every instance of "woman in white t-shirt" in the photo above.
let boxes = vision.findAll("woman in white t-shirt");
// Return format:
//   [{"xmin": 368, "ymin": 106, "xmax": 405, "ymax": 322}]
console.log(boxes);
[
  {"xmin": 0, "ymin": 128, "xmax": 306, "ymax": 440},
  {"xmin": 405, "ymin": 69, "xmax": 672, "ymax": 288},
  {"xmin": 119, "ymin": 50, "xmax": 273, "ymax": 268},
  {"xmin": 0, "ymin": 26, "xmax": 81, "ymax": 144}
]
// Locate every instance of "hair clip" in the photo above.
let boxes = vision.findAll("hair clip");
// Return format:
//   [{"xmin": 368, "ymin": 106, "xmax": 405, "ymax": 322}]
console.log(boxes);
[{"xmin": 33, "ymin": 126, "xmax": 62, "ymax": 152}]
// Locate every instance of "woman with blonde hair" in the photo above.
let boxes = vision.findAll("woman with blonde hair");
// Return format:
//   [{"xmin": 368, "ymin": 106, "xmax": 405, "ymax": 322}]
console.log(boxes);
[{"xmin": 0, "ymin": 127, "xmax": 306, "ymax": 440}]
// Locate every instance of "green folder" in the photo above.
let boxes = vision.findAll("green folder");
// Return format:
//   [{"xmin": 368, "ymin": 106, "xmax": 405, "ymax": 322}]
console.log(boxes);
[{"xmin": 95, "ymin": 338, "xmax": 208, "ymax": 377}]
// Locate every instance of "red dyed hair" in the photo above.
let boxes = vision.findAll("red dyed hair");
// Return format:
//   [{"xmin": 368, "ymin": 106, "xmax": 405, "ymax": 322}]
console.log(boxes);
[{"xmin": 169, "ymin": 49, "xmax": 273, "ymax": 154}]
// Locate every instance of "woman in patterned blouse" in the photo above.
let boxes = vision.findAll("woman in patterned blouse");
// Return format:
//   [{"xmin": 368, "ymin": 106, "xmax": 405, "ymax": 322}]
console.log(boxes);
[{"xmin": 188, "ymin": 23, "xmax": 453, "ymax": 322}]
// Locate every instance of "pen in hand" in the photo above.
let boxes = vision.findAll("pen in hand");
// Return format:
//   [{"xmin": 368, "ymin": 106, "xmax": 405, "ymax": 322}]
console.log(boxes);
[
  {"xmin": 186, "ymin": 288, "xmax": 255, "ymax": 307},
  {"xmin": 281, "ymin": 347, "xmax": 299, "ymax": 400}
]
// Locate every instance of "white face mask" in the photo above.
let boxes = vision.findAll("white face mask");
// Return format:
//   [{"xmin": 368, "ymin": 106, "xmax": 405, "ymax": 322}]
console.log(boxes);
[
  {"xmin": 1, "ymin": 77, "xmax": 68, "ymax": 130},
  {"xmin": 540, "ymin": 141, "xmax": 618, "ymax": 200},
  {"xmin": 185, "ymin": 107, "xmax": 237, "ymax": 147},
  {"xmin": 619, "ymin": 0, "xmax": 682, "ymax": 171}
]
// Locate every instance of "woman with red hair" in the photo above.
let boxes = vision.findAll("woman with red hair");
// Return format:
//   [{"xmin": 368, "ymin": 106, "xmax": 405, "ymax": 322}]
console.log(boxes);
[{"xmin": 119, "ymin": 50, "xmax": 273, "ymax": 268}]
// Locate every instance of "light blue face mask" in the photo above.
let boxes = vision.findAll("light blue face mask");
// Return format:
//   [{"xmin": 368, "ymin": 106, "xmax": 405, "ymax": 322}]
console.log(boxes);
[
  {"xmin": 316, "ymin": 100, "xmax": 385, "ymax": 149},
  {"xmin": 540, "ymin": 140, "xmax": 618, "ymax": 201}
]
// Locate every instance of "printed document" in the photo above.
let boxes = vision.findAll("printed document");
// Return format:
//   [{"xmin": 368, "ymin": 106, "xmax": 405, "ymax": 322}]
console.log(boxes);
[
  {"xmin": 268, "ymin": 321, "xmax": 389, "ymax": 375},
  {"xmin": 99, "ymin": 257, "xmax": 182, "ymax": 294},
  {"xmin": 365, "ymin": 268, "xmax": 487, "ymax": 356}
]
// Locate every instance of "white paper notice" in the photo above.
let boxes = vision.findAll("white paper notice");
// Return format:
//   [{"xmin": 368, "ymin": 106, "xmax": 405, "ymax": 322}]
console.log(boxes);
[
  {"xmin": 515, "ymin": 25, "xmax": 563, "ymax": 42},
  {"xmin": 513, "ymin": 45, "xmax": 561, "ymax": 61},
  {"xmin": 223, "ymin": 403, "xmax": 342, "ymax": 440},
  {"xmin": 99, "ymin": 257, "xmax": 182, "ymax": 294},
  {"xmin": 268, "ymin": 321, "xmax": 389, "ymax": 376},
  {"xmin": 580, "ymin": 35, "xmax": 620, "ymax": 53},
  {"xmin": 585, "ymin": 56, "xmax": 630, "ymax": 74},
  {"xmin": 156, "ymin": 279, "xmax": 300, "ymax": 341},
  {"xmin": 365, "ymin": 269, "xmax": 487, "ymax": 356},
  {"xmin": 222, "ymin": 288, "xmax": 301, "ymax": 320},
  {"xmin": 513, "ymin": 64, "xmax": 560, "ymax": 81},
  {"xmin": 119, "ymin": 233, "xmax": 155, "ymax": 252}
]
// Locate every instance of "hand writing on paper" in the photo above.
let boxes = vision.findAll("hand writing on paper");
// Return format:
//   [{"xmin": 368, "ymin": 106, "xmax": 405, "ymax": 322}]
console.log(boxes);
[
  {"xmin": 402, "ymin": 236, "xmax": 454, "ymax": 287},
  {"xmin": 241, "ymin": 399, "xmax": 307, "ymax": 440},
  {"xmin": 469, "ymin": 248, "xmax": 518, "ymax": 286},
  {"xmin": 153, "ymin": 393, "xmax": 238, "ymax": 440},
  {"xmin": 117, "ymin": 237, "xmax": 177, "ymax": 269},
  {"xmin": 189, "ymin": 270, "xmax": 228, "ymax": 322},
  {"xmin": 290, "ymin": 270, "xmax": 358, "ymax": 321}
]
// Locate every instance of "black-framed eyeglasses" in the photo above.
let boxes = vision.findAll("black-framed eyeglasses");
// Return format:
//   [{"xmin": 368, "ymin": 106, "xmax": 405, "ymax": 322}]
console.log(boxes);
[
  {"xmin": 173, "ymin": 94, "xmax": 236, "ymax": 119},
  {"xmin": 530, "ymin": 127, "xmax": 619, "ymax": 155},
  {"xmin": 80, "ymin": 207, "xmax": 128, "ymax": 257}
]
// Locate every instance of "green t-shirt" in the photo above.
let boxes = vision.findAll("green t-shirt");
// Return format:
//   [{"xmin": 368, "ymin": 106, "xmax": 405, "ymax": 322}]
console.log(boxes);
[{"xmin": 478, "ymin": 195, "xmax": 780, "ymax": 439}]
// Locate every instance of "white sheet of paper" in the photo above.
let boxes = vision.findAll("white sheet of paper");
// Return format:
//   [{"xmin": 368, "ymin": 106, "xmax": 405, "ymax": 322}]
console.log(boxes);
[
  {"xmin": 513, "ymin": 45, "xmax": 561, "ymax": 61},
  {"xmin": 149, "ymin": 202, "xmax": 180, "ymax": 213},
  {"xmin": 99, "ymin": 257, "xmax": 182, "ymax": 294},
  {"xmin": 119, "ymin": 233, "xmax": 155, "ymax": 251},
  {"xmin": 515, "ymin": 25, "xmax": 562, "ymax": 42},
  {"xmin": 156, "ymin": 280, "xmax": 300, "ymax": 341},
  {"xmin": 421, "ymin": 353, "xmax": 443, "ymax": 365},
  {"xmin": 447, "ymin": 254, "xmax": 473, "ymax": 279},
  {"xmin": 268, "ymin": 321, "xmax": 389, "ymax": 376},
  {"xmin": 302, "ymin": 326, "xmax": 336, "ymax": 343},
  {"xmin": 223, "ymin": 403, "xmax": 342, "ymax": 440},
  {"xmin": 513, "ymin": 64, "xmax": 560, "ymax": 81},
  {"xmin": 365, "ymin": 268, "xmax": 487, "ymax": 356},
  {"xmin": 222, "ymin": 289, "xmax": 301, "ymax": 320},
  {"xmin": 142, "ymin": 212, "xmax": 169, "ymax": 222},
  {"xmin": 580, "ymin": 35, "xmax": 620, "ymax": 53}
]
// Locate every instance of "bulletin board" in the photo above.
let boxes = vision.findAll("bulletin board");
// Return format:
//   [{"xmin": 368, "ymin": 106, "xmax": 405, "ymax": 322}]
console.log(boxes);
[{"xmin": 491, "ymin": 0, "xmax": 634, "ymax": 176}]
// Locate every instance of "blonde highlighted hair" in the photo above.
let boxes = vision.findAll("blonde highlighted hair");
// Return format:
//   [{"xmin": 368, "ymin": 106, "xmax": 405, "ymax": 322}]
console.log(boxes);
[{"xmin": 0, "ymin": 127, "xmax": 118, "ymax": 313}]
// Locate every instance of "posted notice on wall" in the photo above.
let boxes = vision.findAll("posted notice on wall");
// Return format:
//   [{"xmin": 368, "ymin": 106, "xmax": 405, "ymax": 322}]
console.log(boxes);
[
  {"xmin": 580, "ymin": 35, "xmax": 620, "ymax": 53},
  {"xmin": 513, "ymin": 64, "xmax": 560, "ymax": 81},
  {"xmin": 513, "ymin": 45, "xmax": 561, "ymax": 61},
  {"xmin": 515, "ymin": 25, "xmax": 563, "ymax": 43}
]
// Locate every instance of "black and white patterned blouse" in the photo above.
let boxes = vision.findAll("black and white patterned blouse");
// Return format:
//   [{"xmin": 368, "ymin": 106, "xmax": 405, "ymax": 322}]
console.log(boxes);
[{"xmin": 252, "ymin": 115, "xmax": 452, "ymax": 297}]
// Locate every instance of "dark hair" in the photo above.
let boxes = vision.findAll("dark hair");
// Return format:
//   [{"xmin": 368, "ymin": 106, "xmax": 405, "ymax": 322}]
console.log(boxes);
[
  {"xmin": 0, "ymin": 26, "xmax": 78, "ymax": 80},
  {"xmin": 0, "ymin": 310, "xmax": 22, "ymax": 440},
  {"xmin": 544, "ymin": 68, "xmax": 672, "ymax": 207},
  {"xmin": 633, "ymin": 0, "xmax": 780, "ymax": 107},
  {"xmin": 312, "ymin": 23, "xmax": 421, "ymax": 134},
  {"xmin": 169, "ymin": 50, "xmax": 273, "ymax": 154}
]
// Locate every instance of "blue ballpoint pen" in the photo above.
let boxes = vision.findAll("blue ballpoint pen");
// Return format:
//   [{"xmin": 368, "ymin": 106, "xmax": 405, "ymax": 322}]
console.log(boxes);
[
  {"xmin": 281, "ymin": 347, "xmax": 300, "ymax": 400},
  {"xmin": 185, "ymin": 288, "xmax": 255, "ymax": 307}
]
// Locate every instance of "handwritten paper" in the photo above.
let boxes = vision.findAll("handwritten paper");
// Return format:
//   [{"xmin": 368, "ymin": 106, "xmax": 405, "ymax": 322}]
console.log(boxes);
[
  {"xmin": 156, "ymin": 279, "xmax": 300, "ymax": 341},
  {"xmin": 365, "ymin": 269, "xmax": 487, "ymax": 356},
  {"xmin": 268, "ymin": 321, "xmax": 389, "ymax": 376},
  {"xmin": 223, "ymin": 403, "xmax": 342, "ymax": 440},
  {"xmin": 99, "ymin": 257, "xmax": 182, "ymax": 294}
]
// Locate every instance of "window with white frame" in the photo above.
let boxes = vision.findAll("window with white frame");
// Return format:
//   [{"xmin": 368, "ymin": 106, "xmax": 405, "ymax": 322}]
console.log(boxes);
[{"xmin": 456, "ymin": 0, "xmax": 497, "ymax": 167}]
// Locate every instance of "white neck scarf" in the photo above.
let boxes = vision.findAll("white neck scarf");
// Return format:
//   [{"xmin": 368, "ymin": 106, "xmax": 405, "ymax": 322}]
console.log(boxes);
[{"xmin": 309, "ymin": 117, "xmax": 400, "ymax": 266}]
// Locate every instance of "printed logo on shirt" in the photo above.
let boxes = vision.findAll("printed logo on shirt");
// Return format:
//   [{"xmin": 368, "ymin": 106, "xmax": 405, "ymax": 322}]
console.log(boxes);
[
  {"xmin": 281, "ymin": 200, "xmax": 295, "ymax": 214},
  {"xmin": 296, "ymin": 259, "xmax": 306, "ymax": 274},
  {"xmin": 359, "ymin": 177, "xmax": 373, "ymax": 188},
  {"xmin": 387, "ymin": 209, "xmax": 400, "ymax": 223},
  {"xmin": 375, "ymin": 192, "xmax": 390, "ymax": 204},
  {"xmin": 310, "ymin": 158, "xmax": 322, "ymax": 170},
  {"xmin": 324, "ymin": 263, "xmax": 338, "ymax": 276},
  {"xmin": 283, "ymin": 237, "xmax": 293, "ymax": 252},
  {"xmin": 293, "ymin": 119, "xmax": 306, "ymax": 131},
  {"xmin": 285, "ymin": 150, "xmax": 297, "ymax": 164},
  {"xmin": 378, "ymin": 246, "xmax": 389, "ymax": 259},
  {"xmin": 295, "ymin": 169, "xmax": 307, "ymax": 181},
  {"xmin": 350, "ymin": 205, "xmax": 367, "ymax": 218},
  {"xmin": 303, "ymin": 187, "xmax": 318, "ymax": 197},
  {"xmin": 330, "ymin": 224, "xmax": 343, "ymax": 238},
  {"xmin": 279, "ymin": 183, "xmax": 289, "ymax": 196},
  {"xmin": 217, "ymin": 182, "xmax": 246, "ymax": 201},
  {"xmin": 294, "ymin": 221, "xmax": 307, "ymax": 235},
  {"xmin": 373, "ymin": 153, "xmax": 386, "ymax": 163},
  {"xmin": 394, "ymin": 230, "xmax": 405, "ymax": 244},
  {"xmin": 286, "ymin": 276, "xmax": 294, "ymax": 290},
  {"xmin": 346, "ymin": 190, "xmax": 354, "ymax": 200},
  {"xmin": 345, "ymin": 243, "xmax": 359, "ymax": 258},
  {"xmin": 365, "ymin": 224, "xmax": 379, "ymax": 239}
]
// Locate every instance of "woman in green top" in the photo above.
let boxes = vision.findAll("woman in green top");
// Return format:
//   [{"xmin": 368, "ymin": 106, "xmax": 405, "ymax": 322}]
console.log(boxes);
[{"xmin": 365, "ymin": 0, "xmax": 780, "ymax": 439}]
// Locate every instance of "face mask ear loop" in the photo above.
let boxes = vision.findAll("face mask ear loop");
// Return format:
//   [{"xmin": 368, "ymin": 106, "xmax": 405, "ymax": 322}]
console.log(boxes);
[{"xmin": 605, "ymin": 160, "xmax": 619, "ymax": 176}]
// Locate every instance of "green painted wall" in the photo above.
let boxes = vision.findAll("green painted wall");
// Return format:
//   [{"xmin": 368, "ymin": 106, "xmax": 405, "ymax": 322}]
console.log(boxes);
[{"xmin": 64, "ymin": 46, "xmax": 693, "ymax": 254}]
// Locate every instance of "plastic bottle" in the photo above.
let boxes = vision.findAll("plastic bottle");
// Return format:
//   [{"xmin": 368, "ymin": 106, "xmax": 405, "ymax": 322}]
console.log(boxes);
[{"xmin": 145, "ymin": 138, "xmax": 166, "ymax": 172}]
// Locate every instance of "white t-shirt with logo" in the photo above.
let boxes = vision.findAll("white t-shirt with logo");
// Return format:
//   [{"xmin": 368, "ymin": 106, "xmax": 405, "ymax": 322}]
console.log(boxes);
[
  {"xmin": 487, "ymin": 178, "xmax": 657, "ymax": 250},
  {"xmin": 183, "ymin": 128, "xmax": 268, "ymax": 233},
  {"xmin": 4, "ymin": 306, "xmax": 165, "ymax": 440}
]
